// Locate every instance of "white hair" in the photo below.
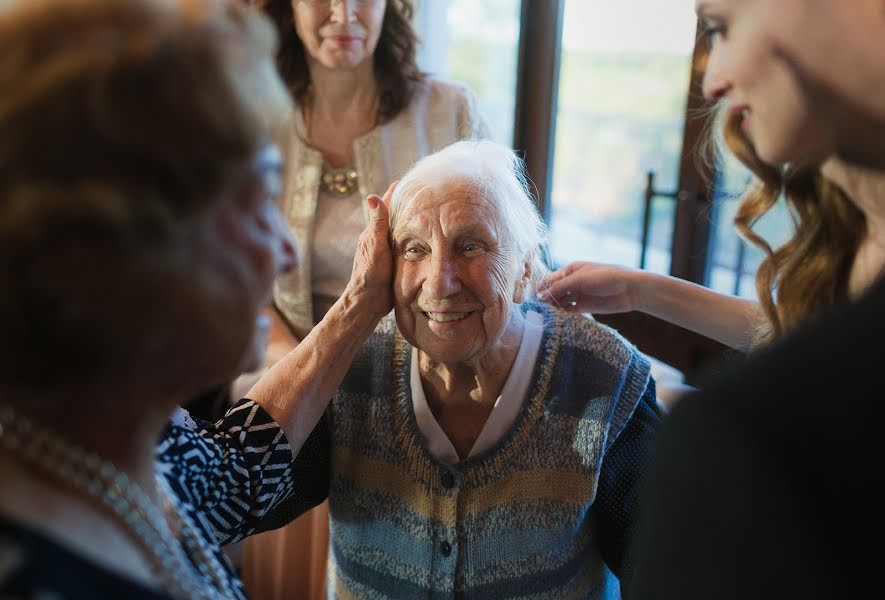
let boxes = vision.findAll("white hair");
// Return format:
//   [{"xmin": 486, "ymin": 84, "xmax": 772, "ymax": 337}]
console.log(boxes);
[{"xmin": 389, "ymin": 139, "xmax": 549, "ymax": 294}]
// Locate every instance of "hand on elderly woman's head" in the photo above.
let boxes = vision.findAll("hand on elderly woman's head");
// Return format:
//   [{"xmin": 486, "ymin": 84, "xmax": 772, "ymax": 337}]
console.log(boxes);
[{"xmin": 343, "ymin": 180, "xmax": 398, "ymax": 320}]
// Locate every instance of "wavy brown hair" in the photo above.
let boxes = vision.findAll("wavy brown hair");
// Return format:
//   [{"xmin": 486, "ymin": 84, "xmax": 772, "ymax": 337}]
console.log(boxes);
[
  {"xmin": 254, "ymin": 0, "xmax": 423, "ymax": 122},
  {"xmin": 717, "ymin": 111, "xmax": 866, "ymax": 347}
]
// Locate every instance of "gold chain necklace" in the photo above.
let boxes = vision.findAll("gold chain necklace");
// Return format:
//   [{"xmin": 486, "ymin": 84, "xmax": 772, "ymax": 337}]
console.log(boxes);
[
  {"xmin": 0, "ymin": 403, "xmax": 242, "ymax": 600},
  {"xmin": 303, "ymin": 92, "xmax": 379, "ymax": 198},
  {"xmin": 321, "ymin": 164, "xmax": 359, "ymax": 197}
]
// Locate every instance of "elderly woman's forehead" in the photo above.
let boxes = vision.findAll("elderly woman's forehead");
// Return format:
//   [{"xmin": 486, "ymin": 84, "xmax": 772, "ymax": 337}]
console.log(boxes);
[{"xmin": 410, "ymin": 178, "xmax": 492, "ymax": 209}]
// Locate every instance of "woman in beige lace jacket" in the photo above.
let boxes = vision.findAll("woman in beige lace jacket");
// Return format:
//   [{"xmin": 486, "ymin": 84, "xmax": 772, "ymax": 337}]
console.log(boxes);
[
  {"xmin": 243, "ymin": 2, "xmax": 487, "ymax": 598},
  {"xmin": 254, "ymin": 0, "xmax": 488, "ymax": 351}
]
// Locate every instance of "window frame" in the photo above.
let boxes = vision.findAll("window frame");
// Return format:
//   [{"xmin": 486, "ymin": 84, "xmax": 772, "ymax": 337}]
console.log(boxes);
[{"xmin": 512, "ymin": 4, "xmax": 737, "ymax": 379}]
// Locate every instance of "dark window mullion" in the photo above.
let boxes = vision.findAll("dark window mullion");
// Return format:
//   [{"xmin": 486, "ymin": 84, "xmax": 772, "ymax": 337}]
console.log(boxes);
[
  {"xmin": 511, "ymin": 0, "xmax": 564, "ymax": 221},
  {"xmin": 670, "ymin": 24, "xmax": 715, "ymax": 285},
  {"xmin": 508, "ymin": 12, "xmax": 735, "ymax": 377}
]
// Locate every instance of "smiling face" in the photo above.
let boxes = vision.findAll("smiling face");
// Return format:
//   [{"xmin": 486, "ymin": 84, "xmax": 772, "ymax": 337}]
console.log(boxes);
[
  {"xmin": 233, "ymin": 152, "xmax": 299, "ymax": 373},
  {"xmin": 392, "ymin": 181, "xmax": 529, "ymax": 366},
  {"xmin": 749, "ymin": 0, "xmax": 885, "ymax": 168},
  {"xmin": 698, "ymin": 0, "xmax": 835, "ymax": 165},
  {"xmin": 200, "ymin": 146, "xmax": 299, "ymax": 376},
  {"xmin": 292, "ymin": 0, "xmax": 386, "ymax": 71}
]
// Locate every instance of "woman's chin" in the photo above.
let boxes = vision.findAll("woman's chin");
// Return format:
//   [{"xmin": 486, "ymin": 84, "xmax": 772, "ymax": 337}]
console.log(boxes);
[{"xmin": 416, "ymin": 341, "xmax": 479, "ymax": 366}]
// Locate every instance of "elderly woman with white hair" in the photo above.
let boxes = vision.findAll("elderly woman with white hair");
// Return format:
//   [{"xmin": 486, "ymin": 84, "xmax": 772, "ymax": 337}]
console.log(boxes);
[{"xmin": 258, "ymin": 139, "xmax": 660, "ymax": 599}]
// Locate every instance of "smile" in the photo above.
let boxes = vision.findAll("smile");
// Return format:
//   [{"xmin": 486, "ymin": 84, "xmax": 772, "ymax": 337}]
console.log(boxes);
[
  {"xmin": 424, "ymin": 311, "xmax": 474, "ymax": 323},
  {"xmin": 327, "ymin": 35, "xmax": 360, "ymax": 46}
]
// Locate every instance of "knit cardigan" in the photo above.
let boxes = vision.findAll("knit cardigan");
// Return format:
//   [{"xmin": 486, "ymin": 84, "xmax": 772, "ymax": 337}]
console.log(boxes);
[{"xmin": 310, "ymin": 302, "xmax": 653, "ymax": 599}]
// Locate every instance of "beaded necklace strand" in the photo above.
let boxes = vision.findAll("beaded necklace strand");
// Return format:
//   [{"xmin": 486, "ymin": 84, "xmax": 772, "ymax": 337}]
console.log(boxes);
[{"xmin": 0, "ymin": 403, "xmax": 243, "ymax": 600}]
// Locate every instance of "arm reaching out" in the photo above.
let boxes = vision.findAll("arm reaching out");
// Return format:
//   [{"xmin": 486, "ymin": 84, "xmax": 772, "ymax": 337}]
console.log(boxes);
[
  {"xmin": 249, "ymin": 182, "xmax": 396, "ymax": 458},
  {"xmin": 538, "ymin": 261, "xmax": 763, "ymax": 352}
]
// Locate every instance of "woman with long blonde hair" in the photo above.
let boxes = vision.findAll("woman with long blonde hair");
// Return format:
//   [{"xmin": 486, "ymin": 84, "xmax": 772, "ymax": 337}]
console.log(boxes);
[{"xmin": 632, "ymin": 1, "xmax": 885, "ymax": 595}]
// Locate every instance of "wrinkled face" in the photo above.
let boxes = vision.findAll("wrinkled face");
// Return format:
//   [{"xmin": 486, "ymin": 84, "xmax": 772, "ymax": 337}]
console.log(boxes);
[
  {"xmin": 392, "ymin": 182, "xmax": 529, "ymax": 366},
  {"xmin": 204, "ymin": 146, "xmax": 298, "ymax": 375},
  {"xmin": 698, "ymin": 0, "xmax": 834, "ymax": 165},
  {"xmin": 292, "ymin": 0, "xmax": 386, "ymax": 71}
]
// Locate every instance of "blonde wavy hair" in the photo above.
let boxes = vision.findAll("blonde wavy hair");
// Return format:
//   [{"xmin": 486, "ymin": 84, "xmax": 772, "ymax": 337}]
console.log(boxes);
[{"xmin": 716, "ymin": 110, "xmax": 866, "ymax": 347}]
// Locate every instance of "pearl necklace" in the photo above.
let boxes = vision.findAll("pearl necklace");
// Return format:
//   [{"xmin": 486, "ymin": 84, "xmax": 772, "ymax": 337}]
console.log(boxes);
[{"xmin": 0, "ymin": 403, "xmax": 242, "ymax": 600}]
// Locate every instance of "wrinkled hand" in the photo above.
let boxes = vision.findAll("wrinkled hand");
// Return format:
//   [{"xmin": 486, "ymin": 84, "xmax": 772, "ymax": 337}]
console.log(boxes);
[
  {"xmin": 536, "ymin": 261, "xmax": 638, "ymax": 314},
  {"xmin": 345, "ymin": 180, "xmax": 397, "ymax": 319}
]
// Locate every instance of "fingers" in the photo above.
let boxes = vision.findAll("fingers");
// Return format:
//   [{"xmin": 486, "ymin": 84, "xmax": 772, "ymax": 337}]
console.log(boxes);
[
  {"xmin": 346, "ymin": 193, "xmax": 395, "ymax": 319},
  {"xmin": 367, "ymin": 179, "xmax": 397, "ymax": 226},
  {"xmin": 537, "ymin": 262, "xmax": 590, "ymax": 301},
  {"xmin": 360, "ymin": 191, "xmax": 393, "ymax": 263},
  {"xmin": 538, "ymin": 277, "xmax": 572, "ymax": 301},
  {"xmin": 537, "ymin": 271, "xmax": 581, "ymax": 304},
  {"xmin": 536, "ymin": 279, "xmax": 577, "ymax": 307},
  {"xmin": 560, "ymin": 298, "xmax": 584, "ymax": 311},
  {"xmin": 549, "ymin": 293, "xmax": 581, "ymax": 310},
  {"xmin": 539, "ymin": 261, "xmax": 581, "ymax": 288},
  {"xmin": 367, "ymin": 194, "xmax": 388, "ymax": 222},
  {"xmin": 536, "ymin": 264, "xmax": 600, "ymax": 309},
  {"xmin": 380, "ymin": 179, "xmax": 398, "ymax": 208}
]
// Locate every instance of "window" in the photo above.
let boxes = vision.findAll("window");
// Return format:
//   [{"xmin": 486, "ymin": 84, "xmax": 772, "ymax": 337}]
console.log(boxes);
[
  {"xmin": 706, "ymin": 142, "xmax": 796, "ymax": 300},
  {"xmin": 415, "ymin": 0, "xmax": 778, "ymax": 373},
  {"xmin": 414, "ymin": 0, "xmax": 521, "ymax": 145},
  {"xmin": 547, "ymin": 0, "xmax": 698, "ymax": 274},
  {"xmin": 707, "ymin": 153, "xmax": 757, "ymax": 297}
]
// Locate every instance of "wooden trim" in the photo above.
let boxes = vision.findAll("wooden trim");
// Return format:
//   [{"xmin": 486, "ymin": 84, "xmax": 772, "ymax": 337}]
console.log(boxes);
[
  {"xmin": 670, "ymin": 23, "xmax": 715, "ymax": 284},
  {"xmin": 594, "ymin": 312, "xmax": 742, "ymax": 385},
  {"xmin": 512, "ymin": 15, "xmax": 735, "ymax": 377},
  {"xmin": 512, "ymin": 0, "xmax": 564, "ymax": 219}
]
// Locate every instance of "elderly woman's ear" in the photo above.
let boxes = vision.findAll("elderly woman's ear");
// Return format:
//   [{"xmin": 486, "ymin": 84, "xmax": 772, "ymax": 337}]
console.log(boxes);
[{"xmin": 512, "ymin": 258, "xmax": 534, "ymax": 304}]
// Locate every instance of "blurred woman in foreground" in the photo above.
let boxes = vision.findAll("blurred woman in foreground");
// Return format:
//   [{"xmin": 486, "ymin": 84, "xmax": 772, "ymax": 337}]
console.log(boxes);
[{"xmin": 0, "ymin": 0, "xmax": 393, "ymax": 597}]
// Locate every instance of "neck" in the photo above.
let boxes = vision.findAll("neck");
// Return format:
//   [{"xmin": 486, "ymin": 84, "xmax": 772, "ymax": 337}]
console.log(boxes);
[
  {"xmin": 843, "ymin": 169, "xmax": 885, "ymax": 297},
  {"xmin": 846, "ymin": 166, "xmax": 885, "ymax": 252},
  {"xmin": 1, "ymin": 387, "xmax": 179, "ymax": 488},
  {"xmin": 419, "ymin": 309, "xmax": 525, "ymax": 407},
  {"xmin": 306, "ymin": 59, "xmax": 378, "ymax": 118},
  {"xmin": 825, "ymin": 63, "xmax": 885, "ymax": 170},
  {"xmin": 850, "ymin": 226, "xmax": 885, "ymax": 300},
  {"xmin": 853, "ymin": 197, "xmax": 885, "ymax": 250},
  {"xmin": 0, "ymin": 452, "xmax": 162, "ymax": 589},
  {"xmin": 0, "ymin": 391, "xmax": 178, "ymax": 589}
]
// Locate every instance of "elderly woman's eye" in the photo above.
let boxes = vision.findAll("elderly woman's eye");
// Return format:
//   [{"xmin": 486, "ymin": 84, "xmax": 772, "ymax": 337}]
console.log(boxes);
[
  {"xmin": 402, "ymin": 246, "xmax": 426, "ymax": 260},
  {"xmin": 463, "ymin": 243, "xmax": 485, "ymax": 256}
]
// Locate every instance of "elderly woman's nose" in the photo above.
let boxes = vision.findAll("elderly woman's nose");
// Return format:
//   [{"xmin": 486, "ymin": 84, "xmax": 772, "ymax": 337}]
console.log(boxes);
[{"xmin": 425, "ymin": 253, "xmax": 461, "ymax": 297}]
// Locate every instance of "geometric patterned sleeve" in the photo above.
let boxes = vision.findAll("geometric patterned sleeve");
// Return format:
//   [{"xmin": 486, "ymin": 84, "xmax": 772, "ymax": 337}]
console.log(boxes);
[{"xmin": 156, "ymin": 399, "xmax": 311, "ymax": 545}]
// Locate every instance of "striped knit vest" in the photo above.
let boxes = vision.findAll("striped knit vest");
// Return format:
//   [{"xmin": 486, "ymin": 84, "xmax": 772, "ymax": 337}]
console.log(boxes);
[{"xmin": 327, "ymin": 302, "xmax": 651, "ymax": 599}]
